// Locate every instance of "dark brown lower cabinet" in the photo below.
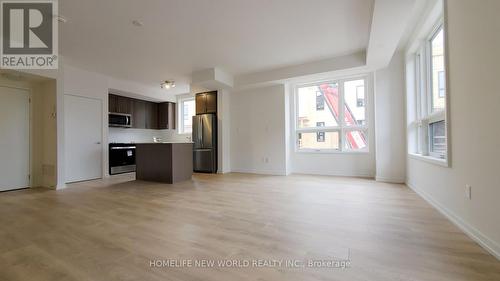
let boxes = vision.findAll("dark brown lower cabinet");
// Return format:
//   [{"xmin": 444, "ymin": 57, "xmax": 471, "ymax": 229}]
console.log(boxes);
[{"xmin": 135, "ymin": 143, "xmax": 193, "ymax": 183}]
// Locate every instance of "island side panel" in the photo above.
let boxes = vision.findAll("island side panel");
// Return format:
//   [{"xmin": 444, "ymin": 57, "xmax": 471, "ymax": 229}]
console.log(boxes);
[
  {"xmin": 172, "ymin": 143, "xmax": 194, "ymax": 183},
  {"xmin": 136, "ymin": 144, "xmax": 173, "ymax": 183}
]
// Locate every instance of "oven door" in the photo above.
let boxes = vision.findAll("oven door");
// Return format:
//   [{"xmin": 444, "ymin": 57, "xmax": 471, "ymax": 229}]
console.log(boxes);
[{"xmin": 109, "ymin": 146, "xmax": 136, "ymax": 175}]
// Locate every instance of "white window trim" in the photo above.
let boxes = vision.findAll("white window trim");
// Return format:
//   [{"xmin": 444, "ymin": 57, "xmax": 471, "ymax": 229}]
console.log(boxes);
[
  {"xmin": 293, "ymin": 74, "xmax": 370, "ymax": 154},
  {"xmin": 408, "ymin": 152, "xmax": 448, "ymax": 167},
  {"xmin": 177, "ymin": 95, "xmax": 195, "ymax": 135},
  {"xmin": 406, "ymin": 14, "xmax": 451, "ymax": 167}
]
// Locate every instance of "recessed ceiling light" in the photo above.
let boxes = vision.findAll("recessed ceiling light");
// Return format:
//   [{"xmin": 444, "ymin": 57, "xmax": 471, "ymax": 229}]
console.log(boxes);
[
  {"xmin": 161, "ymin": 81, "xmax": 176, "ymax": 89},
  {"xmin": 132, "ymin": 20, "xmax": 144, "ymax": 27}
]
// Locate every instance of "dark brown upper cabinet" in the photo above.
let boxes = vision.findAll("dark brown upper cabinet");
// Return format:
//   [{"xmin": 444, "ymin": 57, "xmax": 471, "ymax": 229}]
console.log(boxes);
[
  {"xmin": 158, "ymin": 102, "xmax": 176, "ymax": 130},
  {"xmin": 108, "ymin": 94, "xmax": 117, "ymax": 113},
  {"xmin": 132, "ymin": 100, "xmax": 146, "ymax": 129},
  {"xmin": 158, "ymin": 103, "xmax": 168, "ymax": 129},
  {"xmin": 195, "ymin": 91, "xmax": 217, "ymax": 115},
  {"xmin": 109, "ymin": 93, "xmax": 176, "ymax": 130},
  {"xmin": 145, "ymin": 102, "xmax": 158, "ymax": 129},
  {"xmin": 195, "ymin": 94, "xmax": 206, "ymax": 115},
  {"xmin": 168, "ymin": 102, "xmax": 176, "ymax": 130},
  {"xmin": 109, "ymin": 94, "xmax": 133, "ymax": 114}
]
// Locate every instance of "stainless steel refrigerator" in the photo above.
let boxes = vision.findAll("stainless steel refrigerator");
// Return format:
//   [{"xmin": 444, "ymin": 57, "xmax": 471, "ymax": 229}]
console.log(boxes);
[{"xmin": 192, "ymin": 113, "xmax": 217, "ymax": 173}]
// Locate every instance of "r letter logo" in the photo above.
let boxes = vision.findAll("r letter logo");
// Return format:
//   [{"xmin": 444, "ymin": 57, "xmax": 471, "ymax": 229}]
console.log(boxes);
[{"xmin": 1, "ymin": 0, "xmax": 58, "ymax": 69}]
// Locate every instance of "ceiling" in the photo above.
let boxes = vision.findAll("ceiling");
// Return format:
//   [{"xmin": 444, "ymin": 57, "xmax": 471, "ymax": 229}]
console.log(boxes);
[{"xmin": 59, "ymin": 0, "xmax": 374, "ymax": 87}]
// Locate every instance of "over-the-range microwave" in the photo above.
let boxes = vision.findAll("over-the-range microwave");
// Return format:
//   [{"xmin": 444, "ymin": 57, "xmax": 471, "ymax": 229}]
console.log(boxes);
[{"xmin": 109, "ymin": 113, "xmax": 132, "ymax": 128}]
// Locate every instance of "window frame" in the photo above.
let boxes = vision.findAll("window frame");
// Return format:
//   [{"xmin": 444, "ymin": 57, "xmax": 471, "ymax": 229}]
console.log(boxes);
[
  {"xmin": 177, "ymin": 96, "xmax": 195, "ymax": 134},
  {"xmin": 428, "ymin": 23, "xmax": 446, "ymax": 114},
  {"xmin": 293, "ymin": 75, "xmax": 370, "ymax": 153},
  {"xmin": 316, "ymin": 122, "xmax": 325, "ymax": 142},
  {"xmin": 407, "ymin": 18, "xmax": 450, "ymax": 165}
]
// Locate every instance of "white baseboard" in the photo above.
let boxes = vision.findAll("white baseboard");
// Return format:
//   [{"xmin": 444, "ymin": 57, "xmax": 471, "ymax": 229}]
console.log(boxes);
[
  {"xmin": 376, "ymin": 176, "xmax": 405, "ymax": 184},
  {"xmin": 217, "ymin": 169, "xmax": 231, "ymax": 174},
  {"xmin": 231, "ymin": 168, "xmax": 286, "ymax": 176},
  {"xmin": 292, "ymin": 170, "xmax": 375, "ymax": 179},
  {"xmin": 407, "ymin": 181, "xmax": 500, "ymax": 261}
]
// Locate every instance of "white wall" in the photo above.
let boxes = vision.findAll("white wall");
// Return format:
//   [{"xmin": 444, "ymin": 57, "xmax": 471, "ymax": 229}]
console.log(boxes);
[
  {"xmin": 284, "ymin": 84, "xmax": 292, "ymax": 175},
  {"xmin": 217, "ymin": 89, "xmax": 231, "ymax": 173},
  {"xmin": 407, "ymin": 0, "xmax": 500, "ymax": 258},
  {"xmin": 290, "ymin": 75, "xmax": 376, "ymax": 178},
  {"xmin": 374, "ymin": 52, "xmax": 406, "ymax": 183},
  {"xmin": 31, "ymin": 80, "xmax": 57, "ymax": 188},
  {"xmin": 230, "ymin": 84, "xmax": 287, "ymax": 175}
]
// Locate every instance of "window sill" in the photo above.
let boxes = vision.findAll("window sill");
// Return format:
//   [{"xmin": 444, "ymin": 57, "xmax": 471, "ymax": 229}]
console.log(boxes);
[
  {"xmin": 408, "ymin": 153, "xmax": 449, "ymax": 167},
  {"xmin": 296, "ymin": 150, "xmax": 370, "ymax": 155}
]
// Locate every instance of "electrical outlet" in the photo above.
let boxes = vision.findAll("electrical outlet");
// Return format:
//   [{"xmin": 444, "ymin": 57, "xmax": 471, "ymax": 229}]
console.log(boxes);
[
  {"xmin": 465, "ymin": 184, "xmax": 472, "ymax": 200},
  {"xmin": 264, "ymin": 157, "xmax": 269, "ymax": 163}
]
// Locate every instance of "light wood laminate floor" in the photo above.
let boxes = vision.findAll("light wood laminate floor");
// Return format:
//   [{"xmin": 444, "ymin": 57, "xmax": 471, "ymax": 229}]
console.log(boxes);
[{"xmin": 0, "ymin": 173, "xmax": 499, "ymax": 281}]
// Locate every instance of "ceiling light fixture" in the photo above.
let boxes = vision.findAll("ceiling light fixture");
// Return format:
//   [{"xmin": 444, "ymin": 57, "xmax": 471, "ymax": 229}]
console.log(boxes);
[
  {"xmin": 161, "ymin": 81, "xmax": 176, "ymax": 89},
  {"xmin": 132, "ymin": 20, "xmax": 144, "ymax": 27},
  {"xmin": 56, "ymin": 15, "xmax": 68, "ymax": 23}
]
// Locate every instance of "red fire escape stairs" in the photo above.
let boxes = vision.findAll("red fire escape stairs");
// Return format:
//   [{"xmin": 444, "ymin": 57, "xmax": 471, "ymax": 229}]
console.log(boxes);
[{"xmin": 319, "ymin": 84, "xmax": 367, "ymax": 150}]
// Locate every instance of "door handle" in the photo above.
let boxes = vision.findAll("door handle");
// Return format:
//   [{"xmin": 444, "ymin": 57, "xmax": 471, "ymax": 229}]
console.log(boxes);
[
  {"xmin": 96, "ymin": 142, "xmax": 101, "ymax": 145},
  {"xmin": 200, "ymin": 118, "xmax": 204, "ymax": 148},
  {"xmin": 198, "ymin": 118, "xmax": 201, "ymax": 148},
  {"xmin": 110, "ymin": 146, "xmax": 136, "ymax": 150}
]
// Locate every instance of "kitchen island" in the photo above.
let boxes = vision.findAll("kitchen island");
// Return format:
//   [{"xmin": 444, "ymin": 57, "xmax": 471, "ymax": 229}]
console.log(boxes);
[{"xmin": 135, "ymin": 143, "xmax": 193, "ymax": 183}]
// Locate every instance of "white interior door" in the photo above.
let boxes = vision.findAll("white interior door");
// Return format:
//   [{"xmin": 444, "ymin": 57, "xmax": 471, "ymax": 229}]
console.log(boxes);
[
  {"xmin": 64, "ymin": 95, "xmax": 102, "ymax": 183},
  {"xmin": 0, "ymin": 87, "xmax": 30, "ymax": 191}
]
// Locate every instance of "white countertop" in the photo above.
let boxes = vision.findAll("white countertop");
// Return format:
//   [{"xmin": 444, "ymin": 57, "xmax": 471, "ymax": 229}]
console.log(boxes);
[{"xmin": 135, "ymin": 142, "xmax": 194, "ymax": 144}]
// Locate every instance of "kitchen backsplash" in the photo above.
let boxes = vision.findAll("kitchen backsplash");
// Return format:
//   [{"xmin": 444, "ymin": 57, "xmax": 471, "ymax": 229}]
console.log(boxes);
[{"xmin": 109, "ymin": 127, "xmax": 191, "ymax": 143}]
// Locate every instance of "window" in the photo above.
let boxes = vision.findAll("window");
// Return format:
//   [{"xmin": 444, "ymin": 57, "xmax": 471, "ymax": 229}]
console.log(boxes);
[
  {"xmin": 438, "ymin": 71, "xmax": 445, "ymax": 98},
  {"xmin": 344, "ymin": 80, "xmax": 366, "ymax": 126},
  {"xmin": 178, "ymin": 97, "xmax": 195, "ymax": 134},
  {"xmin": 408, "ymin": 22, "xmax": 448, "ymax": 162},
  {"xmin": 430, "ymin": 27, "xmax": 446, "ymax": 112},
  {"xmin": 297, "ymin": 83, "xmax": 338, "ymax": 129},
  {"xmin": 429, "ymin": 120, "xmax": 446, "ymax": 157},
  {"xmin": 295, "ymin": 77, "xmax": 368, "ymax": 152}
]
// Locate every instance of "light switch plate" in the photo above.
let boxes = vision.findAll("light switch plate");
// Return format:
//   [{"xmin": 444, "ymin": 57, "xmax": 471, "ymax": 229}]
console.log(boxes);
[{"xmin": 465, "ymin": 184, "xmax": 472, "ymax": 200}]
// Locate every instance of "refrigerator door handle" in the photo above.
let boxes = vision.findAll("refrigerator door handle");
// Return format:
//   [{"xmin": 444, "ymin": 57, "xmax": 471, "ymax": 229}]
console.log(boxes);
[{"xmin": 198, "ymin": 117, "xmax": 203, "ymax": 148}]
